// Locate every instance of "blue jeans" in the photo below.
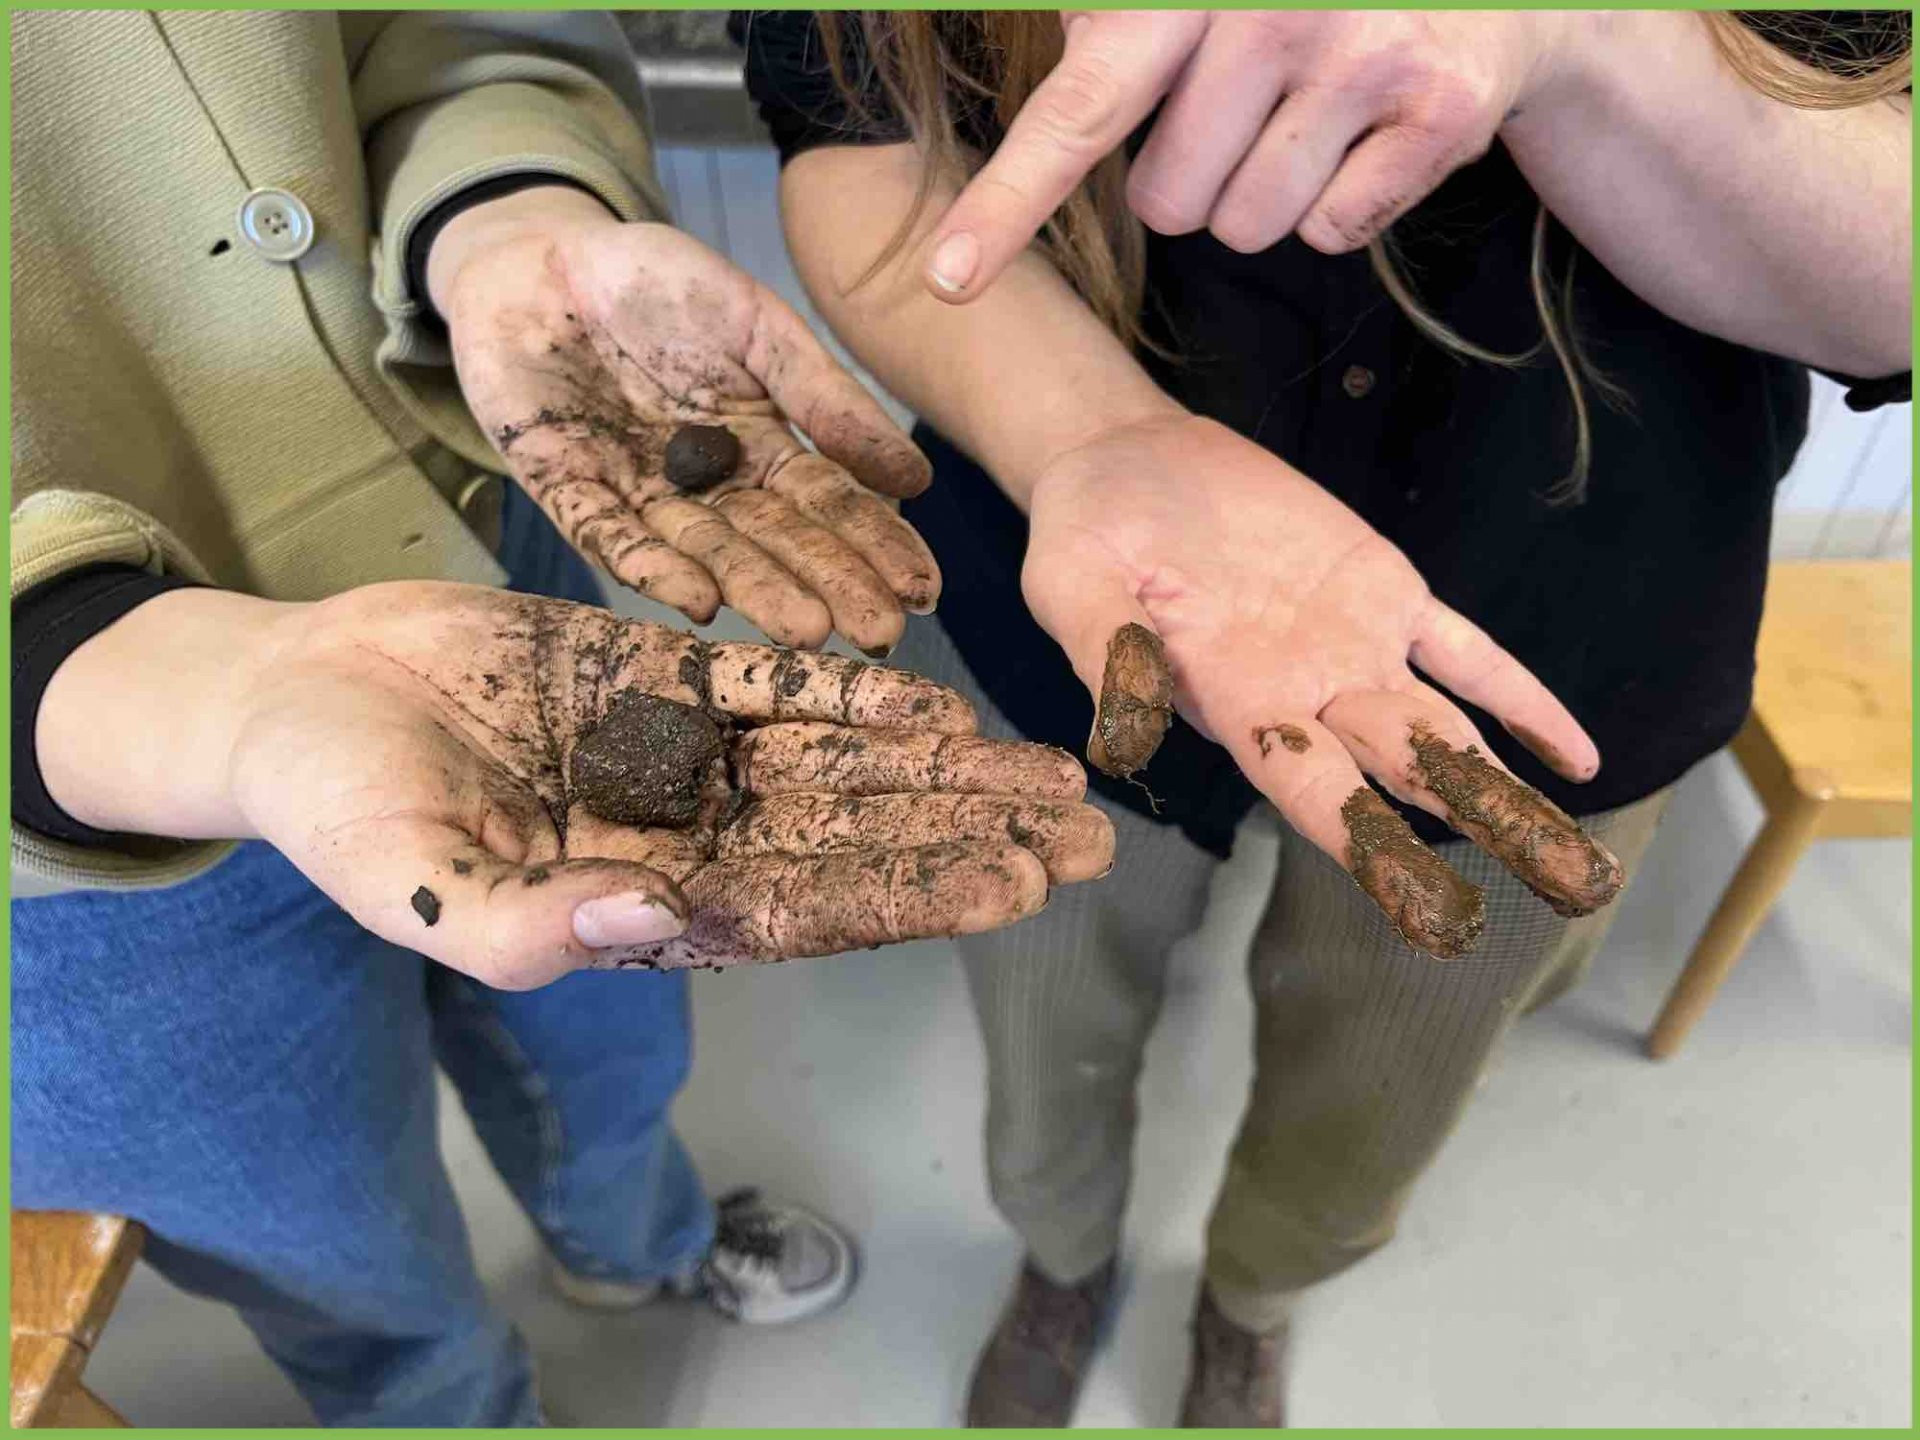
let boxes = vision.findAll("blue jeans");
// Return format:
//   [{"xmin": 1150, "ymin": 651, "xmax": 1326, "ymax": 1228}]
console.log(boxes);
[{"xmin": 11, "ymin": 487, "xmax": 715, "ymax": 1427}]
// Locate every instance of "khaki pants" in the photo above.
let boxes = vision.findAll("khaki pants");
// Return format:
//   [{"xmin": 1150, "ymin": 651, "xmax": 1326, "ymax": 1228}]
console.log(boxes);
[{"xmin": 894, "ymin": 619, "xmax": 1670, "ymax": 1334}]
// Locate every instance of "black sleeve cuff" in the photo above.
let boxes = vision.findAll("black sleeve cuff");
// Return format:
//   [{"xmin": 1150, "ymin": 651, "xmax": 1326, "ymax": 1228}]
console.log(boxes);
[
  {"xmin": 1839, "ymin": 370, "xmax": 1912, "ymax": 413},
  {"xmin": 405, "ymin": 172, "xmax": 617, "ymax": 325},
  {"xmin": 13, "ymin": 565, "xmax": 205, "ymax": 849}
]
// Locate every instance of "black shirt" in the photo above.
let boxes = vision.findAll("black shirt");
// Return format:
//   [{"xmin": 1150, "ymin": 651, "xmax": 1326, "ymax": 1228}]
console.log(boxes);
[{"xmin": 735, "ymin": 9, "xmax": 1908, "ymax": 858}]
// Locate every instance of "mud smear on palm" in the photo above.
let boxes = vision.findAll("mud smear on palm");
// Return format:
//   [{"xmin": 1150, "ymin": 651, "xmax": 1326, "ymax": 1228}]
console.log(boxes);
[
  {"xmin": 1406, "ymin": 724, "xmax": 1623, "ymax": 917},
  {"xmin": 1255, "ymin": 723, "xmax": 1312, "ymax": 756},
  {"xmin": 571, "ymin": 691, "xmax": 728, "ymax": 828},
  {"xmin": 1341, "ymin": 788, "xmax": 1484, "ymax": 958},
  {"xmin": 1088, "ymin": 624, "xmax": 1173, "ymax": 780}
]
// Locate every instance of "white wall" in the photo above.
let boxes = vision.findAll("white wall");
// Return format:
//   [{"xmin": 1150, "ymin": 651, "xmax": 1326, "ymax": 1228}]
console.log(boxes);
[{"xmin": 1775, "ymin": 376, "xmax": 1912, "ymax": 559}]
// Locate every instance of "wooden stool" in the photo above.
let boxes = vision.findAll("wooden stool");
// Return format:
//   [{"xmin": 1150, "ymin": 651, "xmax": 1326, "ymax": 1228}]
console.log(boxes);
[
  {"xmin": 1647, "ymin": 559, "xmax": 1912, "ymax": 1059},
  {"xmin": 10, "ymin": 1211, "xmax": 143, "ymax": 1428}
]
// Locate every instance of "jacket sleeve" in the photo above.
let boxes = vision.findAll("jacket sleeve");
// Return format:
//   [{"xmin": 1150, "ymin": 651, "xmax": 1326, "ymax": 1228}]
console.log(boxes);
[
  {"xmin": 9, "ymin": 493, "xmax": 238, "ymax": 896},
  {"xmin": 346, "ymin": 11, "xmax": 674, "ymax": 466}
]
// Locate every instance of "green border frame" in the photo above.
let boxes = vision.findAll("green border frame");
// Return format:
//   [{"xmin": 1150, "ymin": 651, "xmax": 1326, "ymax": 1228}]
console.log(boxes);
[{"xmin": 1, "ymin": 2, "xmax": 1912, "ymax": 1436}]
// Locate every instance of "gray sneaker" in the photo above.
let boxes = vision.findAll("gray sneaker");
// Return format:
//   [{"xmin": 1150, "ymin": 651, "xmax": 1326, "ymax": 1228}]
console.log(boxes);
[
  {"xmin": 696, "ymin": 1188, "xmax": 858, "ymax": 1325},
  {"xmin": 550, "ymin": 1187, "xmax": 857, "ymax": 1325}
]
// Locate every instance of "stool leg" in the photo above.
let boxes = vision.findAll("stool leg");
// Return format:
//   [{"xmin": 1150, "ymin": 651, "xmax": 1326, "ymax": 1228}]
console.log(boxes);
[
  {"xmin": 1646, "ymin": 794, "xmax": 1827, "ymax": 1059},
  {"xmin": 47, "ymin": 1385, "xmax": 127, "ymax": 1428}
]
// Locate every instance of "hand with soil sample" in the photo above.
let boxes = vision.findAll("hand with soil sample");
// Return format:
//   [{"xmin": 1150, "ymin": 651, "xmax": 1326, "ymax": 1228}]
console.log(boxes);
[
  {"xmin": 426, "ymin": 185, "xmax": 940, "ymax": 655},
  {"xmin": 1023, "ymin": 413, "xmax": 1623, "ymax": 958},
  {"xmin": 35, "ymin": 584, "xmax": 1113, "ymax": 991}
]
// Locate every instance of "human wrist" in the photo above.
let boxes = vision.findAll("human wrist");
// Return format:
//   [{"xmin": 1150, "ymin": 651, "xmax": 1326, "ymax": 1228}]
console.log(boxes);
[
  {"xmin": 424, "ymin": 183, "xmax": 620, "ymax": 320},
  {"xmin": 1021, "ymin": 396, "xmax": 1193, "ymax": 505},
  {"xmin": 37, "ymin": 588, "xmax": 301, "ymax": 840},
  {"xmin": 1505, "ymin": 11, "xmax": 1676, "ymax": 134},
  {"xmin": 988, "ymin": 381, "xmax": 1188, "ymax": 510}
]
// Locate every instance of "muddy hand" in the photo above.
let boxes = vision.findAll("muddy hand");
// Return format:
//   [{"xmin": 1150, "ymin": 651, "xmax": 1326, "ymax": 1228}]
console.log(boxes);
[
  {"xmin": 428, "ymin": 185, "xmax": 940, "ymax": 655},
  {"xmin": 919, "ymin": 11, "xmax": 1567, "ymax": 300},
  {"xmin": 1023, "ymin": 413, "xmax": 1619, "ymax": 959},
  {"xmin": 232, "ymin": 583, "xmax": 1109, "ymax": 987}
]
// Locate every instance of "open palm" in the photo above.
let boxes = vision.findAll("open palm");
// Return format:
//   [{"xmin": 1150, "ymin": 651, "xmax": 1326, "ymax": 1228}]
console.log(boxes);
[
  {"xmin": 444, "ymin": 218, "xmax": 938, "ymax": 654},
  {"xmin": 1023, "ymin": 414, "xmax": 1622, "ymax": 956},
  {"xmin": 226, "ymin": 584, "xmax": 1112, "ymax": 989}
]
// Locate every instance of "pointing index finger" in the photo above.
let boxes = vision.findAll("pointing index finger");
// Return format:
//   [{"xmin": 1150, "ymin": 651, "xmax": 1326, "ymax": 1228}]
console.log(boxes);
[{"xmin": 921, "ymin": 10, "xmax": 1208, "ymax": 301}]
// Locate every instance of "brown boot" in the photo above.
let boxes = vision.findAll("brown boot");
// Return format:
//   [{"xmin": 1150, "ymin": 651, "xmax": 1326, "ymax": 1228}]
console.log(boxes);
[
  {"xmin": 965, "ymin": 1256, "xmax": 1116, "ymax": 1427},
  {"xmin": 1178, "ymin": 1286, "xmax": 1288, "ymax": 1427}
]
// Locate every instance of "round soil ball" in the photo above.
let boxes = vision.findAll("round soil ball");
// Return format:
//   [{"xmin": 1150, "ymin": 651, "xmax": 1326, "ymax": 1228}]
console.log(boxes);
[
  {"xmin": 570, "ymin": 692, "xmax": 724, "ymax": 829},
  {"xmin": 663, "ymin": 424, "xmax": 742, "ymax": 493}
]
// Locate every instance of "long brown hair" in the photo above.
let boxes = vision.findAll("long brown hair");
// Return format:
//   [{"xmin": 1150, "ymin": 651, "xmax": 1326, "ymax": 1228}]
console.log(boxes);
[{"xmin": 813, "ymin": 11, "xmax": 1909, "ymax": 501}]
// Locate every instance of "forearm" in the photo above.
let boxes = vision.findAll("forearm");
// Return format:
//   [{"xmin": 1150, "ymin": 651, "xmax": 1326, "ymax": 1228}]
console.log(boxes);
[
  {"xmin": 36, "ymin": 588, "xmax": 293, "ymax": 840},
  {"xmin": 780, "ymin": 143, "xmax": 1178, "ymax": 509},
  {"xmin": 1504, "ymin": 11, "xmax": 1910, "ymax": 376}
]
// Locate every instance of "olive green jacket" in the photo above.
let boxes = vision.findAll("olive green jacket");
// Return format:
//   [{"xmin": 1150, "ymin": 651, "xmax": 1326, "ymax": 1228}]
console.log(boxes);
[{"xmin": 11, "ymin": 10, "xmax": 669, "ymax": 893}]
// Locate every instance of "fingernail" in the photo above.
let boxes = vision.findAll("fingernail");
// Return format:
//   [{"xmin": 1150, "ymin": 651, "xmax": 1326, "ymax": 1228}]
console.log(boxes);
[
  {"xmin": 927, "ymin": 231, "xmax": 979, "ymax": 293},
  {"xmin": 573, "ymin": 893, "xmax": 685, "ymax": 949}
]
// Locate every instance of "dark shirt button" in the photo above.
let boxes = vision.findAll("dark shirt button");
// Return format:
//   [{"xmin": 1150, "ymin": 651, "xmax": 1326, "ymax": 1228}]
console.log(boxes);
[
  {"xmin": 1341, "ymin": 364, "xmax": 1376, "ymax": 399},
  {"xmin": 1405, "ymin": 488, "xmax": 1422, "ymax": 504}
]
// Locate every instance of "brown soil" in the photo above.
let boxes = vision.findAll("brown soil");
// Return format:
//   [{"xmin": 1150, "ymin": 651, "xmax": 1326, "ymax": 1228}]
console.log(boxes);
[
  {"xmin": 571, "ymin": 692, "xmax": 726, "ymax": 828},
  {"xmin": 1088, "ymin": 623, "xmax": 1173, "ymax": 778},
  {"xmin": 1341, "ymin": 788, "xmax": 1484, "ymax": 958},
  {"xmin": 1407, "ymin": 724, "xmax": 1623, "ymax": 916},
  {"xmin": 1255, "ymin": 723, "xmax": 1312, "ymax": 756},
  {"xmin": 663, "ymin": 423, "xmax": 741, "ymax": 493}
]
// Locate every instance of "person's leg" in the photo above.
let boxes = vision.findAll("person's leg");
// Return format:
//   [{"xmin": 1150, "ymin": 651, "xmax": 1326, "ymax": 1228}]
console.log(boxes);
[
  {"xmin": 453, "ymin": 483, "xmax": 853, "ymax": 1326},
  {"xmin": 1179, "ymin": 791, "xmax": 1670, "ymax": 1425},
  {"xmin": 895, "ymin": 615, "xmax": 1220, "ymax": 1283},
  {"xmin": 891, "ymin": 617, "xmax": 1221, "ymax": 1426},
  {"xmin": 11, "ymin": 842, "xmax": 538, "ymax": 1427},
  {"xmin": 959, "ymin": 803, "xmax": 1219, "ymax": 1283},
  {"xmin": 1197, "ymin": 792, "xmax": 1671, "ymax": 1318},
  {"xmin": 426, "ymin": 966, "xmax": 714, "ymax": 1289}
]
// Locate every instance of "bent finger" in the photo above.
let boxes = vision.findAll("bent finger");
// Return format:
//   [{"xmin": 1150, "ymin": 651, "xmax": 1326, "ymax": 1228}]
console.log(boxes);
[
  {"xmin": 614, "ymin": 842, "xmax": 1051, "ymax": 969},
  {"xmin": 563, "ymin": 804, "xmax": 707, "ymax": 884},
  {"xmin": 717, "ymin": 792, "xmax": 1115, "ymax": 884},
  {"xmin": 497, "ymin": 423, "xmax": 720, "ymax": 622},
  {"xmin": 1410, "ymin": 601, "xmax": 1599, "ymax": 781},
  {"xmin": 1296, "ymin": 115, "xmax": 1486, "ymax": 256},
  {"xmin": 640, "ymin": 495, "xmax": 831, "ymax": 649},
  {"xmin": 672, "ymin": 643, "xmax": 974, "ymax": 732},
  {"xmin": 1126, "ymin": 21, "xmax": 1290, "ymax": 235},
  {"xmin": 1207, "ymin": 87, "xmax": 1370, "ymax": 254},
  {"xmin": 1022, "ymin": 557, "xmax": 1173, "ymax": 779},
  {"xmin": 734, "ymin": 723, "xmax": 1086, "ymax": 800},
  {"xmin": 715, "ymin": 489, "xmax": 904, "ymax": 656},
  {"xmin": 1228, "ymin": 711, "xmax": 1485, "ymax": 958},
  {"xmin": 762, "ymin": 453, "xmax": 942, "ymax": 613},
  {"xmin": 1320, "ymin": 689, "xmax": 1623, "ymax": 917}
]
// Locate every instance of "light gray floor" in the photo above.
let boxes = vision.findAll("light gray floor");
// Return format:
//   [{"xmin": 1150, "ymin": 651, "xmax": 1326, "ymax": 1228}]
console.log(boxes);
[{"xmin": 87, "ymin": 733, "xmax": 1912, "ymax": 1428}]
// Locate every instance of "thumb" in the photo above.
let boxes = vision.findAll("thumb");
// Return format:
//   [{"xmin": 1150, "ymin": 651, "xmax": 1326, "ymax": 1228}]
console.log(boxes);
[
  {"xmin": 920, "ymin": 10, "xmax": 1207, "ymax": 303},
  {"xmin": 316, "ymin": 814, "xmax": 690, "ymax": 991},
  {"xmin": 1023, "ymin": 552, "xmax": 1174, "ymax": 780}
]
